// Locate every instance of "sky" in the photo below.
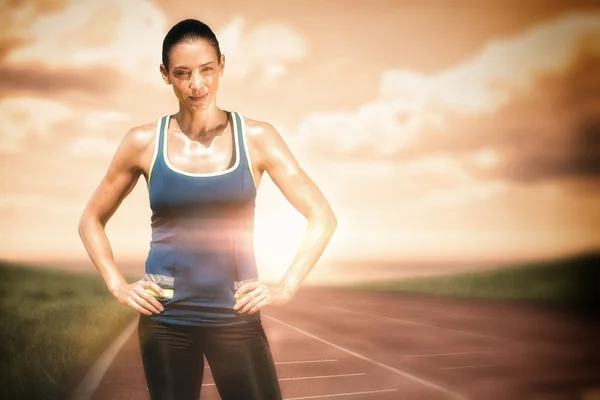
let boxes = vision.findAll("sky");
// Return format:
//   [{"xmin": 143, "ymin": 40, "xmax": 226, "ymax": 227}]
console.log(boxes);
[{"xmin": 0, "ymin": 0, "xmax": 599, "ymax": 283}]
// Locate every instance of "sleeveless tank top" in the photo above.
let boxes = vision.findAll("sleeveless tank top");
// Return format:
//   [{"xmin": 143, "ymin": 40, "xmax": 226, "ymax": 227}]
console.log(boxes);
[{"xmin": 144, "ymin": 111, "xmax": 260, "ymax": 326}]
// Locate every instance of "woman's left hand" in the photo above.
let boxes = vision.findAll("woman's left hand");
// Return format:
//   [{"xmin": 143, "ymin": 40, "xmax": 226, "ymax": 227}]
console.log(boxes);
[{"xmin": 233, "ymin": 280, "xmax": 293, "ymax": 315}]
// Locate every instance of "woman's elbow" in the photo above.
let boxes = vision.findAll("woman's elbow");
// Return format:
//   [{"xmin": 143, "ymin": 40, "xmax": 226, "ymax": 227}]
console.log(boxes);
[
  {"xmin": 307, "ymin": 206, "xmax": 337, "ymax": 234},
  {"xmin": 320, "ymin": 210, "xmax": 337, "ymax": 235},
  {"xmin": 328, "ymin": 213, "xmax": 338, "ymax": 232},
  {"xmin": 78, "ymin": 209, "xmax": 101, "ymax": 239},
  {"xmin": 78, "ymin": 213, "xmax": 89, "ymax": 239}
]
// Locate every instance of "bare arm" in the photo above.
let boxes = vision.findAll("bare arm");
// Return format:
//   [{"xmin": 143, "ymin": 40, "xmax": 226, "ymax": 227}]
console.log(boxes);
[
  {"xmin": 78, "ymin": 125, "xmax": 165, "ymax": 315},
  {"xmin": 235, "ymin": 121, "xmax": 337, "ymax": 313}
]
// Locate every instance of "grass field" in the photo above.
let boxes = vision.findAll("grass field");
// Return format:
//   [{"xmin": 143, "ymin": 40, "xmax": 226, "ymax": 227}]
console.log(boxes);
[
  {"xmin": 0, "ymin": 262, "xmax": 136, "ymax": 400},
  {"xmin": 356, "ymin": 251, "xmax": 600, "ymax": 312}
]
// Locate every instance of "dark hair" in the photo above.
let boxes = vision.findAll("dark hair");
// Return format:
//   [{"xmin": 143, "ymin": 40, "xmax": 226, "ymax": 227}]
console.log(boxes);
[{"xmin": 162, "ymin": 19, "xmax": 222, "ymax": 70}]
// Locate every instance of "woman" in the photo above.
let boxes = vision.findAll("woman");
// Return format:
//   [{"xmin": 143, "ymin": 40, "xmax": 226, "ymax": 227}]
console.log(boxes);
[{"xmin": 78, "ymin": 18, "xmax": 337, "ymax": 400}]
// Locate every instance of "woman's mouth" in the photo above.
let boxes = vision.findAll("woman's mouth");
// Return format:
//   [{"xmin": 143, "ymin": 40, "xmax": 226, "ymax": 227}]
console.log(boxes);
[{"xmin": 189, "ymin": 93, "xmax": 208, "ymax": 102}]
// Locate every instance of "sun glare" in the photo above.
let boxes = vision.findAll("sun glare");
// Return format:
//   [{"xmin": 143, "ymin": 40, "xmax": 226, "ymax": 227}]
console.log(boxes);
[{"xmin": 253, "ymin": 209, "xmax": 306, "ymax": 283}]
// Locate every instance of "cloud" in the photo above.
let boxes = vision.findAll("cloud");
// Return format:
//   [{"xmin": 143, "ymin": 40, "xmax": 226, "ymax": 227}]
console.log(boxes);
[
  {"xmin": 441, "ymin": 49, "xmax": 600, "ymax": 185},
  {"xmin": 295, "ymin": 12, "xmax": 600, "ymax": 162},
  {"xmin": 0, "ymin": 0, "xmax": 66, "ymax": 40},
  {"xmin": 381, "ymin": 13, "xmax": 600, "ymax": 114},
  {"xmin": 0, "ymin": 193, "xmax": 74, "ymax": 216},
  {"xmin": 297, "ymin": 99, "xmax": 429, "ymax": 159},
  {"xmin": 317, "ymin": 154, "xmax": 507, "ymax": 214},
  {"xmin": 0, "ymin": 64, "xmax": 123, "ymax": 99},
  {"xmin": 217, "ymin": 17, "xmax": 307, "ymax": 81},
  {"xmin": 83, "ymin": 110, "xmax": 131, "ymax": 131},
  {"xmin": 415, "ymin": 181, "xmax": 507, "ymax": 209},
  {"xmin": 68, "ymin": 109, "xmax": 131, "ymax": 157},
  {"xmin": 0, "ymin": 92, "xmax": 136, "ymax": 155},
  {"xmin": 0, "ymin": 97, "xmax": 74, "ymax": 153},
  {"xmin": 69, "ymin": 136, "xmax": 121, "ymax": 158},
  {"xmin": 491, "ymin": 118, "xmax": 600, "ymax": 184},
  {"xmin": 4, "ymin": 0, "xmax": 167, "ymax": 86}
]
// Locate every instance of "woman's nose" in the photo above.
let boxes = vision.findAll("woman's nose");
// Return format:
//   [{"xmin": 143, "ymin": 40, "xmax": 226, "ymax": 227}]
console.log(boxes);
[{"xmin": 190, "ymin": 70, "xmax": 204, "ymax": 89}]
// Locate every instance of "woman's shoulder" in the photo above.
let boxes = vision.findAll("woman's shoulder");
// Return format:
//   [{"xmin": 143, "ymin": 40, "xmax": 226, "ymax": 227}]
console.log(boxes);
[
  {"xmin": 120, "ymin": 120, "xmax": 160, "ymax": 151},
  {"xmin": 107, "ymin": 119, "xmax": 163, "ymax": 169},
  {"xmin": 237, "ymin": 115, "xmax": 294, "ymax": 168},
  {"xmin": 239, "ymin": 115, "xmax": 280, "ymax": 144}
]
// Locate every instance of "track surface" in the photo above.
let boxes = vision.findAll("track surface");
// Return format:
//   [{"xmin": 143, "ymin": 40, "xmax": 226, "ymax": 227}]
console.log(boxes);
[{"xmin": 88, "ymin": 287, "xmax": 600, "ymax": 400}]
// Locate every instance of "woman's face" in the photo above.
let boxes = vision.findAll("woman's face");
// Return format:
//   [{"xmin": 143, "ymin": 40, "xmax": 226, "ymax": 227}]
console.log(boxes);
[{"xmin": 161, "ymin": 38, "xmax": 225, "ymax": 111}]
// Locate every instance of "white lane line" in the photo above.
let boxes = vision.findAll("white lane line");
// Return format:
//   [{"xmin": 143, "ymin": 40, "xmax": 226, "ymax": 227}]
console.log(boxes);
[
  {"xmin": 322, "ymin": 305, "xmax": 503, "ymax": 341},
  {"xmin": 280, "ymin": 373, "xmax": 365, "ymax": 382},
  {"xmin": 262, "ymin": 314, "xmax": 468, "ymax": 400},
  {"xmin": 442, "ymin": 364, "xmax": 499, "ymax": 370},
  {"xmin": 204, "ymin": 359, "xmax": 339, "ymax": 369},
  {"xmin": 334, "ymin": 299, "xmax": 442, "ymax": 308},
  {"xmin": 277, "ymin": 359, "xmax": 339, "ymax": 365},
  {"xmin": 326, "ymin": 300, "xmax": 497, "ymax": 321},
  {"xmin": 202, "ymin": 373, "xmax": 365, "ymax": 386},
  {"xmin": 70, "ymin": 317, "xmax": 138, "ymax": 400},
  {"xmin": 284, "ymin": 389, "xmax": 398, "ymax": 399},
  {"xmin": 404, "ymin": 351, "xmax": 503, "ymax": 358},
  {"xmin": 445, "ymin": 313, "xmax": 497, "ymax": 321}
]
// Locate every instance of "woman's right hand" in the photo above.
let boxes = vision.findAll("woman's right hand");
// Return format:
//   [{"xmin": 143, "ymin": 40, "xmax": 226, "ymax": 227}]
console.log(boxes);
[{"xmin": 112, "ymin": 280, "xmax": 165, "ymax": 315}]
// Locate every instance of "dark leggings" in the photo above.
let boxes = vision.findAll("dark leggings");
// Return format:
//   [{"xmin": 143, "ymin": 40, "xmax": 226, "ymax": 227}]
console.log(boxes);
[{"xmin": 138, "ymin": 315, "xmax": 283, "ymax": 400}]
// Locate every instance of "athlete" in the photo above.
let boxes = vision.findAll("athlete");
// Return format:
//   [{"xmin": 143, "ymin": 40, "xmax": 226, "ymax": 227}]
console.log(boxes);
[{"xmin": 78, "ymin": 19, "xmax": 337, "ymax": 400}]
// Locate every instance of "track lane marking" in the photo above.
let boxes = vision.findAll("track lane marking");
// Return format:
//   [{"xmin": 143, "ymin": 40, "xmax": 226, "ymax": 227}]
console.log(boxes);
[
  {"xmin": 325, "ymin": 299, "xmax": 498, "ymax": 320},
  {"xmin": 276, "ymin": 359, "xmax": 339, "ymax": 365},
  {"xmin": 442, "ymin": 364, "xmax": 500, "ymax": 370},
  {"xmin": 320, "ymin": 305, "xmax": 503, "ymax": 341},
  {"xmin": 201, "ymin": 373, "xmax": 366, "ymax": 386},
  {"xmin": 262, "ymin": 314, "xmax": 468, "ymax": 400},
  {"xmin": 404, "ymin": 351, "xmax": 503, "ymax": 358},
  {"xmin": 279, "ymin": 373, "xmax": 365, "ymax": 381},
  {"xmin": 70, "ymin": 317, "xmax": 138, "ymax": 400},
  {"xmin": 284, "ymin": 388, "xmax": 399, "ymax": 399},
  {"xmin": 203, "ymin": 358, "xmax": 339, "ymax": 369}
]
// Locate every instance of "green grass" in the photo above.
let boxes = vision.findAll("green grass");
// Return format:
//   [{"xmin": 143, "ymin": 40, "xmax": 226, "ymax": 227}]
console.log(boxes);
[
  {"xmin": 355, "ymin": 252, "xmax": 600, "ymax": 311},
  {"xmin": 0, "ymin": 262, "xmax": 136, "ymax": 400}
]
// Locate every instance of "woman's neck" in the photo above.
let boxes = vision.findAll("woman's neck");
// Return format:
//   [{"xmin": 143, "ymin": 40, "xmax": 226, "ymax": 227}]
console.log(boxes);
[{"xmin": 171, "ymin": 106, "xmax": 228, "ymax": 141}]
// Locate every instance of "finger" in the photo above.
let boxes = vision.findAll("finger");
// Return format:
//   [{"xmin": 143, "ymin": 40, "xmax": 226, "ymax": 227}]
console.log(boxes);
[
  {"xmin": 134, "ymin": 286, "xmax": 164, "ymax": 312},
  {"xmin": 234, "ymin": 287, "xmax": 266, "ymax": 311},
  {"xmin": 248, "ymin": 297, "xmax": 271, "ymax": 314},
  {"xmin": 248, "ymin": 293, "xmax": 272, "ymax": 314},
  {"xmin": 127, "ymin": 297, "xmax": 152, "ymax": 316},
  {"xmin": 240, "ymin": 291, "xmax": 269, "ymax": 314},
  {"xmin": 235, "ymin": 280, "xmax": 260, "ymax": 298},
  {"xmin": 234, "ymin": 290, "xmax": 255, "ymax": 311},
  {"xmin": 140, "ymin": 280, "xmax": 165, "ymax": 297},
  {"xmin": 131, "ymin": 291, "xmax": 162, "ymax": 314}
]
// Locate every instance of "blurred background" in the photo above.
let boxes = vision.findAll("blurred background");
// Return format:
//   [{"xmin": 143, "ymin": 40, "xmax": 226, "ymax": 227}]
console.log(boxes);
[
  {"xmin": 1, "ymin": 0, "xmax": 599, "ymax": 282},
  {"xmin": 1, "ymin": 1, "xmax": 600, "ymax": 399}
]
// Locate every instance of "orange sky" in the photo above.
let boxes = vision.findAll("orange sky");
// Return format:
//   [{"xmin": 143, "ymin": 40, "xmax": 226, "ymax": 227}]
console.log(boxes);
[{"xmin": 1, "ymin": 0, "xmax": 599, "ymax": 282}]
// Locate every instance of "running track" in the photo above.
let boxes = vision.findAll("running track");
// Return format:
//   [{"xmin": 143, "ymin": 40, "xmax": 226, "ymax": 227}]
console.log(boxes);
[{"xmin": 76, "ymin": 287, "xmax": 600, "ymax": 400}]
